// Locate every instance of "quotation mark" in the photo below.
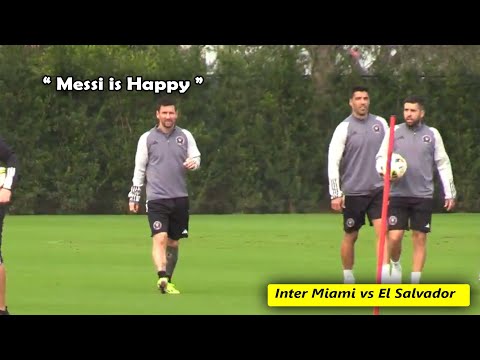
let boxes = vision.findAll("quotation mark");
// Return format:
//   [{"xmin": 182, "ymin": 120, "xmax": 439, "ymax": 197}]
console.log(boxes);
[
  {"xmin": 42, "ymin": 75, "xmax": 52, "ymax": 85},
  {"xmin": 43, "ymin": 75, "xmax": 204, "ymax": 92}
]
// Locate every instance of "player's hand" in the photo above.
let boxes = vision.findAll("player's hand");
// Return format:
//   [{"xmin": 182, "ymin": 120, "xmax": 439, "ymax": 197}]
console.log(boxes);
[
  {"xmin": 0, "ymin": 188, "xmax": 11, "ymax": 205},
  {"xmin": 129, "ymin": 202, "xmax": 139, "ymax": 213},
  {"xmin": 331, "ymin": 196, "xmax": 345, "ymax": 212},
  {"xmin": 183, "ymin": 157, "xmax": 197, "ymax": 170},
  {"xmin": 444, "ymin": 198, "xmax": 455, "ymax": 211}
]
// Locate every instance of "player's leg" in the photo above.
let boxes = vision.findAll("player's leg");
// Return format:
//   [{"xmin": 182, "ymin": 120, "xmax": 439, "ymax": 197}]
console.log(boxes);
[
  {"xmin": 410, "ymin": 231, "xmax": 427, "ymax": 284},
  {"xmin": 147, "ymin": 199, "xmax": 172, "ymax": 293},
  {"xmin": 409, "ymin": 198, "xmax": 433, "ymax": 284},
  {"xmin": 341, "ymin": 196, "xmax": 367, "ymax": 284},
  {"xmin": 341, "ymin": 230, "xmax": 358, "ymax": 284},
  {"xmin": 164, "ymin": 239, "xmax": 180, "ymax": 294},
  {"xmin": 0, "ymin": 206, "xmax": 8, "ymax": 314},
  {"xmin": 166, "ymin": 239, "xmax": 179, "ymax": 284},
  {"xmin": 371, "ymin": 217, "xmax": 392, "ymax": 283},
  {"xmin": 385, "ymin": 197, "xmax": 410, "ymax": 283},
  {"xmin": 164, "ymin": 197, "xmax": 190, "ymax": 294},
  {"xmin": 366, "ymin": 188, "xmax": 391, "ymax": 282}
]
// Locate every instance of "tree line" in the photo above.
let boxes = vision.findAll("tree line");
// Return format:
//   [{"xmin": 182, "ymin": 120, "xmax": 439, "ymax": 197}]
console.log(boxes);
[{"xmin": 0, "ymin": 45, "xmax": 478, "ymax": 214}]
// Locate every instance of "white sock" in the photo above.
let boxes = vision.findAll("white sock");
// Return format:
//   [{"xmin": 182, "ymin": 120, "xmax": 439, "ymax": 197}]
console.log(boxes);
[
  {"xmin": 381, "ymin": 264, "xmax": 392, "ymax": 283},
  {"xmin": 382, "ymin": 264, "xmax": 391, "ymax": 274},
  {"xmin": 390, "ymin": 265, "xmax": 402, "ymax": 284},
  {"xmin": 343, "ymin": 270, "xmax": 355, "ymax": 283},
  {"xmin": 411, "ymin": 272, "xmax": 421, "ymax": 284}
]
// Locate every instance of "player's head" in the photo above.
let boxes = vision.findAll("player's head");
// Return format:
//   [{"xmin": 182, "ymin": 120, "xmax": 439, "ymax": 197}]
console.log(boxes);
[
  {"xmin": 403, "ymin": 95, "xmax": 425, "ymax": 127},
  {"xmin": 349, "ymin": 86, "xmax": 370, "ymax": 119},
  {"xmin": 156, "ymin": 96, "xmax": 178, "ymax": 131}
]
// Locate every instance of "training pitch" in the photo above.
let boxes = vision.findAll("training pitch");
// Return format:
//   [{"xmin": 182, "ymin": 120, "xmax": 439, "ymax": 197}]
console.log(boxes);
[{"xmin": 4, "ymin": 213, "xmax": 479, "ymax": 315}]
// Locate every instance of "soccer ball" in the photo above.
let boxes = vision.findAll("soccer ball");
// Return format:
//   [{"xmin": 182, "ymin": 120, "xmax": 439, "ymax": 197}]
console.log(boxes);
[
  {"xmin": 389, "ymin": 153, "xmax": 408, "ymax": 180},
  {"xmin": 378, "ymin": 153, "xmax": 407, "ymax": 180}
]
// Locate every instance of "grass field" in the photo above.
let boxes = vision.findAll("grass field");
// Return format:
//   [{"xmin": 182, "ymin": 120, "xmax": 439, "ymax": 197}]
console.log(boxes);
[{"xmin": 2, "ymin": 213, "xmax": 479, "ymax": 315}]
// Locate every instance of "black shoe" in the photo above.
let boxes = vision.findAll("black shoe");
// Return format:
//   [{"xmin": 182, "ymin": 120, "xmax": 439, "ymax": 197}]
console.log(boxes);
[{"xmin": 0, "ymin": 307, "xmax": 9, "ymax": 315}]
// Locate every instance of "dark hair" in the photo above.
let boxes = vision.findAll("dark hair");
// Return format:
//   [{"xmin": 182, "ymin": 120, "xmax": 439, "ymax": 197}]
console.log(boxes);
[
  {"xmin": 156, "ymin": 96, "xmax": 177, "ymax": 110},
  {"xmin": 351, "ymin": 86, "xmax": 369, "ymax": 98},
  {"xmin": 403, "ymin": 95, "xmax": 425, "ymax": 109}
]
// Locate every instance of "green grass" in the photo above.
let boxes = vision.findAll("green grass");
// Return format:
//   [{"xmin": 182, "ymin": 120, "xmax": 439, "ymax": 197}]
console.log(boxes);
[{"xmin": 2, "ymin": 213, "xmax": 479, "ymax": 315}]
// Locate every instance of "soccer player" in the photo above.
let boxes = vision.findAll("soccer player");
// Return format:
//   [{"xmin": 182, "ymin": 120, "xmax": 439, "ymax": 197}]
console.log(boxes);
[
  {"xmin": 0, "ymin": 136, "xmax": 19, "ymax": 315},
  {"xmin": 128, "ymin": 97, "xmax": 201, "ymax": 294},
  {"xmin": 328, "ymin": 86, "xmax": 389, "ymax": 284},
  {"xmin": 376, "ymin": 95, "xmax": 456, "ymax": 284}
]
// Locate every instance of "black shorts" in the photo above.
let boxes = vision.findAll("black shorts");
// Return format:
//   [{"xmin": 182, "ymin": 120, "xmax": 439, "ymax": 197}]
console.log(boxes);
[
  {"xmin": 343, "ymin": 188, "xmax": 383, "ymax": 232},
  {"xmin": 146, "ymin": 197, "xmax": 190, "ymax": 240},
  {"xmin": 388, "ymin": 197, "xmax": 433, "ymax": 233}
]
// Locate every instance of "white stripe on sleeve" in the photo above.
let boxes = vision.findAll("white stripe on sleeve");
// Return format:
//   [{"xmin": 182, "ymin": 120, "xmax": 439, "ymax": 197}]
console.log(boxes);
[
  {"xmin": 432, "ymin": 127, "xmax": 457, "ymax": 199},
  {"xmin": 328, "ymin": 122, "xmax": 348, "ymax": 198},
  {"xmin": 2, "ymin": 167, "xmax": 15, "ymax": 190},
  {"xmin": 132, "ymin": 131, "xmax": 149, "ymax": 187},
  {"xmin": 375, "ymin": 124, "xmax": 399, "ymax": 173},
  {"xmin": 182, "ymin": 128, "xmax": 201, "ymax": 170}
]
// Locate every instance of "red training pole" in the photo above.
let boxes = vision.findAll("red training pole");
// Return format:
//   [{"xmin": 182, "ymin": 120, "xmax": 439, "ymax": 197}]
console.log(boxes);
[{"xmin": 373, "ymin": 115, "xmax": 396, "ymax": 315}]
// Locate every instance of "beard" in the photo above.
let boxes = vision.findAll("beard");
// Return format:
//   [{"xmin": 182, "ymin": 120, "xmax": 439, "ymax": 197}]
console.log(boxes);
[
  {"xmin": 405, "ymin": 119, "xmax": 421, "ymax": 128},
  {"xmin": 162, "ymin": 120, "xmax": 174, "ymax": 128}
]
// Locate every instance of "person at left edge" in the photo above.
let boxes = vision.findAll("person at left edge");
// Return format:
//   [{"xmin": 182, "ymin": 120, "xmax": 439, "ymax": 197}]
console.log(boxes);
[{"xmin": 0, "ymin": 135, "xmax": 19, "ymax": 315}]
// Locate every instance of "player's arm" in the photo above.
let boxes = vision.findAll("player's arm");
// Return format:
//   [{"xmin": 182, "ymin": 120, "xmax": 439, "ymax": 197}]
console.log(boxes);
[
  {"xmin": 328, "ymin": 122, "xmax": 348, "ymax": 211},
  {"xmin": 0, "ymin": 136, "xmax": 19, "ymax": 204},
  {"xmin": 182, "ymin": 129, "xmax": 201, "ymax": 171},
  {"xmin": 432, "ymin": 128, "xmax": 456, "ymax": 210},
  {"xmin": 128, "ymin": 132, "xmax": 149, "ymax": 212},
  {"xmin": 375, "ymin": 124, "xmax": 397, "ymax": 176}
]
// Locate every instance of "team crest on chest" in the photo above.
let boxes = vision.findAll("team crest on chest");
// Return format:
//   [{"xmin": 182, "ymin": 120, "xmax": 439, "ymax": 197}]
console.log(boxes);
[
  {"xmin": 372, "ymin": 124, "xmax": 380, "ymax": 133},
  {"xmin": 176, "ymin": 136, "xmax": 185, "ymax": 146},
  {"xmin": 422, "ymin": 135, "xmax": 431, "ymax": 143}
]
